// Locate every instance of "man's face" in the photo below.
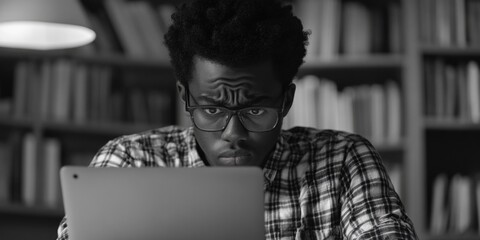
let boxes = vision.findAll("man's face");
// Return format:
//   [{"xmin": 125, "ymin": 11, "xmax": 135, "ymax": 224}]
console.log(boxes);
[{"xmin": 184, "ymin": 56, "xmax": 291, "ymax": 167}]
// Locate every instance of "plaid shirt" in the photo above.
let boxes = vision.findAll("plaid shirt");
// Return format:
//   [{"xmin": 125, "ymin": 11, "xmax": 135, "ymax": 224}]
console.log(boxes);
[{"xmin": 56, "ymin": 126, "xmax": 417, "ymax": 240}]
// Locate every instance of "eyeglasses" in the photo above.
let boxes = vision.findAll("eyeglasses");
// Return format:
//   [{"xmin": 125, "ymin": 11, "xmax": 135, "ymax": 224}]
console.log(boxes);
[{"xmin": 184, "ymin": 88, "xmax": 285, "ymax": 132}]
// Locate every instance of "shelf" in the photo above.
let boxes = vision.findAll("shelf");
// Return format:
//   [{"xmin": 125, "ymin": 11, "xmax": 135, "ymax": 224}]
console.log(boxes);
[
  {"xmin": 425, "ymin": 118, "xmax": 480, "ymax": 130},
  {"xmin": 42, "ymin": 121, "xmax": 163, "ymax": 136},
  {"xmin": 0, "ymin": 117, "xmax": 163, "ymax": 136},
  {"xmin": 0, "ymin": 117, "xmax": 34, "ymax": 129},
  {"xmin": 421, "ymin": 45, "xmax": 480, "ymax": 57},
  {"xmin": 426, "ymin": 234, "xmax": 480, "ymax": 240},
  {"xmin": 0, "ymin": 48, "xmax": 171, "ymax": 69},
  {"xmin": 301, "ymin": 54, "xmax": 403, "ymax": 70},
  {"xmin": 0, "ymin": 202, "xmax": 64, "ymax": 218}
]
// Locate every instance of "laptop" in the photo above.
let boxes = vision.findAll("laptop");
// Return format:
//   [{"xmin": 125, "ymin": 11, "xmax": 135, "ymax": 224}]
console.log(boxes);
[{"xmin": 60, "ymin": 166, "xmax": 265, "ymax": 240}]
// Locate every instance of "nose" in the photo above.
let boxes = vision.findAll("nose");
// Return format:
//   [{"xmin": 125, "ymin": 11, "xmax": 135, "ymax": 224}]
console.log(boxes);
[{"xmin": 221, "ymin": 114, "xmax": 248, "ymax": 145}]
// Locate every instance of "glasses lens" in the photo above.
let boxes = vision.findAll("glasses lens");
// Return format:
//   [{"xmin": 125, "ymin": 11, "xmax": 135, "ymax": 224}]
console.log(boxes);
[
  {"xmin": 192, "ymin": 107, "xmax": 230, "ymax": 131},
  {"xmin": 239, "ymin": 108, "xmax": 279, "ymax": 132},
  {"xmin": 191, "ymin": 106, "xmax": 279, "ymax": 132}
]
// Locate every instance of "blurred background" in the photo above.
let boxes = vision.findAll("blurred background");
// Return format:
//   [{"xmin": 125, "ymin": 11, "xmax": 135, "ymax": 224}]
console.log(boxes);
[{"xmin": 0, "ymin": 0, "xmax": 479, "ymax": 239}]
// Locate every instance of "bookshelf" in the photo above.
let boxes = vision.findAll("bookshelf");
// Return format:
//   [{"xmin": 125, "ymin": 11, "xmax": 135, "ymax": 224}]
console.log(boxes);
[
  {"xmin": 0, "ymin": 1, "xmax": 179, "ymax": 239},
  {"xmin": 0, "ymin": 0, "xmax": 479, "ymax": 240},
  {"xmin": 408, "ymin": 0, "xmax": 480, "ymax": 239}
]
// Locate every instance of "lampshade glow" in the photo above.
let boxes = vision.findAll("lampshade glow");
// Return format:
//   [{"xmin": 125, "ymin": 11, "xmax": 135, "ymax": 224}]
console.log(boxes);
[{"xmin": 0, "ymin": 0, "xmax": 96, "ymax": 50}]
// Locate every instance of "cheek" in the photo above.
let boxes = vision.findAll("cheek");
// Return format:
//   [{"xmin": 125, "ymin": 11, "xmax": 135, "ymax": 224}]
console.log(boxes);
[{"xmin": 194, "ymin": 130, "xmax": 219, "ymax": 156}]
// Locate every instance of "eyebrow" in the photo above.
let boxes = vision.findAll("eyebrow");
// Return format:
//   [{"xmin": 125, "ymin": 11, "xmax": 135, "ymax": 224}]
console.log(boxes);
[{"xmin": 196, "ymin": 95, "xmax": 272, "ymax": 106}]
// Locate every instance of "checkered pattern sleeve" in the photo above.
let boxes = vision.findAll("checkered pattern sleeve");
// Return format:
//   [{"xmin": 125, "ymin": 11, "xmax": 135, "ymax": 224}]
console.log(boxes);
[{"xmin": 340, "ymin": 135, "xmax": 418, "ymax": 239}]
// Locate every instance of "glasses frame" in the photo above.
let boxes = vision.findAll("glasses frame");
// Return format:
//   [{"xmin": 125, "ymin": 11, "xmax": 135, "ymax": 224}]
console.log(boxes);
[{"xmin": 184, "ymin": 87, "xmax": 286, "ymax": 132}]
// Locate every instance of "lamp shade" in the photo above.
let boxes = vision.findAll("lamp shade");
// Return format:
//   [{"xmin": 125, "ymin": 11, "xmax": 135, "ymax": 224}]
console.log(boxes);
[{"xmin": 0, "ymin": 0, "xmax": 96, "ymax": 50}]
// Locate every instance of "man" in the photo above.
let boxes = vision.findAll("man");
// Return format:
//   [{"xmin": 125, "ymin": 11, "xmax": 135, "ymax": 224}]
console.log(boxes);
[{"xmin": 57, "ymin": 0, "xmax": 418, "ymax": 239}]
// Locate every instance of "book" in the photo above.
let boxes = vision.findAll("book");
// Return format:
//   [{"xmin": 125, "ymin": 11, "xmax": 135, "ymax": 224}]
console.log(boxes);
[
  {"xmin": 423, "ymin": 61, "xmax": 431, "ymax": 117},
  {"xmin": 338, "ymin": 87, "xmax": 354, "ymax": 133},
  {"xmin": 21, "ymin": 133, "xmax": 37, "ymax": 206},
  {"xmin": 51, "ymin": 59, "xmax": 73, "ymax": 122},
  {"xmin": 436, "ymin": 0, "xmax": 452, "ymax": 46},
  {"xmin": 457, "ymin": 64, "xmax": 470, "ymax": 122},
  {"xmin": 467, "ymin": 0, "xmax": 480, "ymax": 46},
  {"xmin": 12, "ymin": 61, "xmax": 29, "ymax": 119},
  {"xmin": 444, "ymin": 64, "xmax": 457, "ymax": 120},
  {"xmin": 97, "ymin": 67, "xmax": 113, "ymax": 122},
  {"xmin": 430, "ymin": 174, "xmax": 448, "ymax": 234},
  {"xmin": 467, "ymin": 61, "xmax": 480, "ymax": 123},
  {"xmin": 342, "ymin": 1, "xmax": 371, "ymax": 56},
  {"xmin": 322, "ymin": 80, "xmax": 339, "ymax": 130},
  {"xmin": 302, "ymin": 75, "xmax": 321, "ymax": 128},
  {"xmin": 433, "ymin": 59, "xmax": 445, "ymax": 119},
  {"xmin": 0, "ymin": 142, "xmax": 12, "ymax": 203},
  {"xmin": 41, "ymin": 138, "xmax": 62, "ymax": 208},
  {"xmin": 454, "ymin": 0, "xmax": 467, "ymax": 47},
  {"xmin": 319, "ymin": 0, "xmax": 341, "ymax": 59},
  {"xmin": 385, "ymin": 81, "xmax": 401, "ymax": 145},
  {"xmin": 388, "ymin": 2, "xmax": 402, "ymax": 53},
  {"xmin": 72, "ymin": 63, "xmax": 88, "ymax": 123},
  {"xmin": 455, "ymin": 175, "xmax": 473, "ymax": 233},
  {"xmin": 370, "ymin": 84, "xmax": 385, "ymax": 144},
  {"xmin": 39, "ymin": 60, "xmax": 53, "ymax": 120}
]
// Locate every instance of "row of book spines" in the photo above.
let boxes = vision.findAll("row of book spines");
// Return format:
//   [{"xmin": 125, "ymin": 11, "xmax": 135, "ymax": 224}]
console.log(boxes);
[
  {"xmin": 4, "ymin": 59, "xmax": 172, "ymax": 126},
  {"xmin": 423, "ymin": 59, "xmax": 480, "ymax": 123},
  {"xmin": 284, "ymin": 75, "xmax": 402, "ymax": 146},
  {"xmin": 294, "ymin": 0, "xmax": 402, "ymax": 61},
  {"xmin": 83, "ymin": 0, "xmax": 174, "ymax": 59},
  {"xmin": 0, "ymin": 133, "xmax": 93, "ymax": 208},
  {"xmin": 419, "ymin": 0, "xmax": 480, "ymax": 47},
  {"xmin": 429, "ymin": 173, "xmax": 480, "ymax": 235}
]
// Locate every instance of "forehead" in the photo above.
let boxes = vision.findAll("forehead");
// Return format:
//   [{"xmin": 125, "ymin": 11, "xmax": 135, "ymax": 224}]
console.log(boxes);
[{"xmin": 189, "ymin": 56, "xmax": 282, "ymax": 97}]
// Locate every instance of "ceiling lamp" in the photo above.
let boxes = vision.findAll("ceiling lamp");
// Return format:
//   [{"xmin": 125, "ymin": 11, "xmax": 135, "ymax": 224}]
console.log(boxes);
[{"xmin": 0, "ymin": 0, "xmax": 96, "ymax": 50}]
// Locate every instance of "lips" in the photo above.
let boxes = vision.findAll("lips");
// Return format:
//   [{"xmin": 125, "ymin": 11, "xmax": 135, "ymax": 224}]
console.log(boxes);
[{"xmin": 218, "ymin": 150, "xmax": 253, "ymax": 166}]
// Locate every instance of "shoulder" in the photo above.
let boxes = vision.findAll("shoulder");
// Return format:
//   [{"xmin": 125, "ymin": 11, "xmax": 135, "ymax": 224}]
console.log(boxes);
[
  {"xmin": 280, "ymin": 126, "xmax": 371, "ymax": 151},
  {"xmin": 279, "ymin": 127, "xmax": 379, "ymax": 172},
  {"xmin": 91, "ymin": 126, "xmax": 194, "ymax": 167},
  {"xmin": 106, "ymin": 125, "xmax": 192, "ymax": 149}
]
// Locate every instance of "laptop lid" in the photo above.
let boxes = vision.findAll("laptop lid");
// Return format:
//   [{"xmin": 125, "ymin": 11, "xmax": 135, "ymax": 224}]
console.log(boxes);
[{"xmin": 60, "ymin": 166, "xmax": 265, "ymax": 240}]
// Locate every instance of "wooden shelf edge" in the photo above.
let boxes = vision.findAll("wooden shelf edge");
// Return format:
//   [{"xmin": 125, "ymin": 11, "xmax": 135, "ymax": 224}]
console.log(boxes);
[
  {"xmin": 424, "ymin": 118, "xmax": 480, "ymax": 130},
  {"xmin": 42, "ymin": 121, "xmax": 164, "ymax": 136},
  {"xmin": 0, "ymin": 117, "xmax": 34, "ymax": 129},
  {"xmin": 426, "ymin": 233, "xmax": 480, "ymax": 240},
  {"xmin": 421, "ymin": 45, "xmax": 480, "ymax": 56},
  {"xmin": 301, "ymin": 54, "xmax": 404, "ymax": 69},
  {"xmin": 0, "ymin": 48, "xmax": 171, "ymax": 68}
]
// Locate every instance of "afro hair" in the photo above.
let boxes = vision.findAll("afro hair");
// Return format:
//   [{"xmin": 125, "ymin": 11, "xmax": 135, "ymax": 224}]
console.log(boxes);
[{"xmin": 164, "ymin": 0, "xmax": 309, "ymax": 88}]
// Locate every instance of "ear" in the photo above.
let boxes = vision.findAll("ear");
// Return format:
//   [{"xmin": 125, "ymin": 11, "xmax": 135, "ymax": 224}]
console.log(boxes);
[
  {"xmin": 177, "ymin": 81, "xmax": 186, "ymax": 102},
  {"xmin": 282, "ymin": 83, "xmax": 296, "ymax": 117}
]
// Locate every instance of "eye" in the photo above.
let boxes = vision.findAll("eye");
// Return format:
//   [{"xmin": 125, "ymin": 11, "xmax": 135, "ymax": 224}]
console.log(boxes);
[
  {"xmin": 202, "ymin": 107, "xmax": 223, "ymax": 115},
  {"xmin": 246, "ymin": 108, "xmax": 265, "ymax": 116}
]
